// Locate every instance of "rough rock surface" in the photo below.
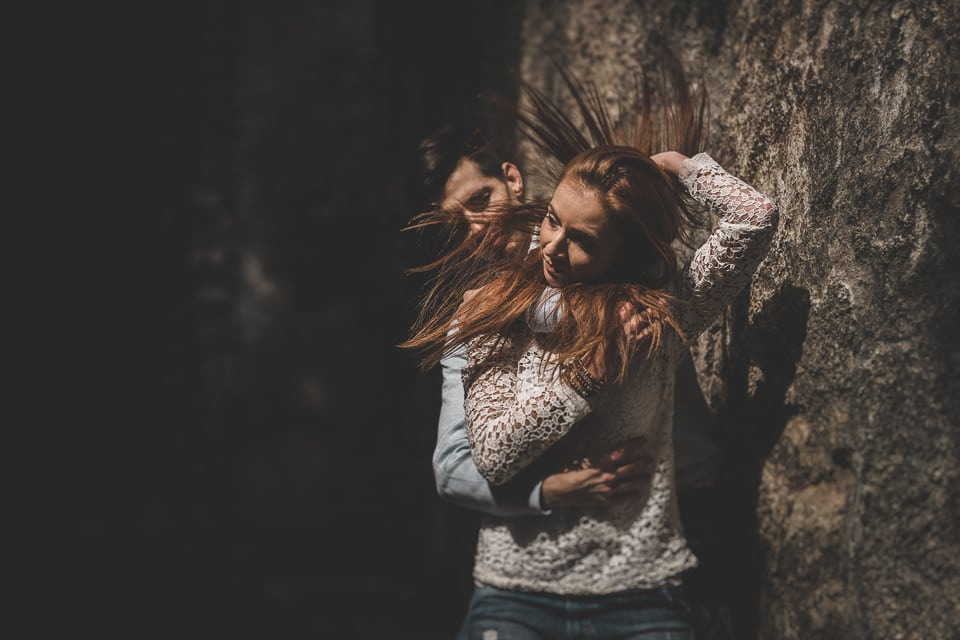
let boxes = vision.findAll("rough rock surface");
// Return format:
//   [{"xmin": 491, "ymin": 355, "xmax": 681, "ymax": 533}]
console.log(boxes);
[{"xmin": 514, "ymin": 1, "xmax": 959, "ymax": 637}]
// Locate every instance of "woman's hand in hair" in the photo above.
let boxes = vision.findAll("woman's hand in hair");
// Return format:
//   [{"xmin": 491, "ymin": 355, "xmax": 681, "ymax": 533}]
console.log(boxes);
[
  {"xmin": 651, "ymin": 151, "xmax": 688, "ymax": 177},
  {"xmin": 584, "ymin": 304, "xmax": 656, "ymax": 381},
  {"xmin": 456, "ymin": 287, "xmax": 483, "ymax": 317}
]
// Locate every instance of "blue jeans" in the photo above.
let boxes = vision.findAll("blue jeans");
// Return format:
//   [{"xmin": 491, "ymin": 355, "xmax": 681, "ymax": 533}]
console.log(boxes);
[{"xmin": 462, "ymin": 583, "xmax": 694, "ymax": 640}]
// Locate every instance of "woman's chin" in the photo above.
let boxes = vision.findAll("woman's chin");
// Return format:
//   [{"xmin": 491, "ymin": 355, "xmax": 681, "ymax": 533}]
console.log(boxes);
[{"xmin": 543, "ymin": 264, "xmax": 565, "ymax": 287}]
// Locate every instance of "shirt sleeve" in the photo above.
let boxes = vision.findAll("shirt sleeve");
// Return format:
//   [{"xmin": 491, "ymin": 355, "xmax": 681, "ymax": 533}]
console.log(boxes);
[
  {"xmin": 464, "ymin": 333, "xmax": 593, "ymax": 485},
  {"xmin": 674, "ymin": 153, "xmax": 780, "ymax": 339},
  {"xmin": 432, "ymin": 339, "xmax": 549, "ymax": 515}
]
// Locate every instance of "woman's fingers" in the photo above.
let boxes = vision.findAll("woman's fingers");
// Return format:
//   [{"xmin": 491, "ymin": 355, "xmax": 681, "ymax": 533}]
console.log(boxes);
[
  {"xmin": 650, "ymin": 151, "xmax": 688, "ymax": 175},
  {"xmin": 598, "ymin": 435, "xmax": 647, "ymax": 468},
  {"xmin": 613, "ymin": 459, "xmax": 655, "ymax": 479},
  {"xmin": 542, "ymin": 459, "xmax": 656, "ymax": 508},
  {"xmin": 618, "ymin": 305, "xmax": 656, "ymax": 351}
]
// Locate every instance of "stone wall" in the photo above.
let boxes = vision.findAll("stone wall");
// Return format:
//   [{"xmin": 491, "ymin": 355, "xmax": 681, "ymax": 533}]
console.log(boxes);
[{"xmin": 514, "ymin": 1, "xmax": 959, "ymax": 637}]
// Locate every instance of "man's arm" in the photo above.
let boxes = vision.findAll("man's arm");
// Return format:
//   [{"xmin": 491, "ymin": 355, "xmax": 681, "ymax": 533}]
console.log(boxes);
[{"xmin": 433, "ymin": 341, "xmax": 546, "ymax": 515}]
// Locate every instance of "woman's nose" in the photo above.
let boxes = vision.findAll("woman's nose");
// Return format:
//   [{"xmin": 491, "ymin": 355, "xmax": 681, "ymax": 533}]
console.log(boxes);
[{"xmin": 543, "ymin": 234, "xmax": 565, "ymax": 258}]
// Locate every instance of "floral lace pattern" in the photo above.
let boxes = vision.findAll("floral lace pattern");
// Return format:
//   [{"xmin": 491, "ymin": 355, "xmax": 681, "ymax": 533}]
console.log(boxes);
[
  {"xmin": 464, "ymin": 153, "xmax": 779, "ymax": 595},
  {"xmin": 675, "ymin": 153, "xmax": 779, "ymax": 339},
  {"xmin": 464, "ymin": 329, "xmax": 591, "ymax": 486}
]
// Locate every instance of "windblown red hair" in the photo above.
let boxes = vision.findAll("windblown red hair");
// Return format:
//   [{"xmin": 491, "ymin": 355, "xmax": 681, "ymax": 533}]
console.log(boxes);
[{"xmin": 401, "ymin": 49, "xmax": 708, "ymax": 384}]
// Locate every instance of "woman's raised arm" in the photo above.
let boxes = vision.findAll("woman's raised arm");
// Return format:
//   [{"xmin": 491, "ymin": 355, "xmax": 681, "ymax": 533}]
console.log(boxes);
[{"xmin": 665, "ymin": 152, "xmax": 780, "ymax": 339}]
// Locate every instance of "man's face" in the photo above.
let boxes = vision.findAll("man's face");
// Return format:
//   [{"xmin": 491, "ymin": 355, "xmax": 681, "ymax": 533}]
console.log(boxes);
[{"xmin": 441, "ymin": 158, "xmax": 525, "ymax": 253}]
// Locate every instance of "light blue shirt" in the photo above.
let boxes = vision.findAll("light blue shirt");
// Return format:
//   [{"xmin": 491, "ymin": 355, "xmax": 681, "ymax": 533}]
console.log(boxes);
[{"xmin": 433, "ymin": 340, "xmax": 548, "ymax": 516}]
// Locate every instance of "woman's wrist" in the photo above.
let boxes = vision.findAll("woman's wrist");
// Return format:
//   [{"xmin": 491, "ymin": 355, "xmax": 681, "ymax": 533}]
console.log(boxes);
[
  {"xmin": 562, "ymin": 357, "xmax": 606, "ymax": 397},
  {"xmin": 651, "ymin": 151, "xmax": 688, "ymax": 176}
]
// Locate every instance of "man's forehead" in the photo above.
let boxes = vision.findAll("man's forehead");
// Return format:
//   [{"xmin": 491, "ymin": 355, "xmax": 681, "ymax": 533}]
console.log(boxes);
[{"xmin": 442, "ymin": 158, "xmax": 498, "ymax": 205}]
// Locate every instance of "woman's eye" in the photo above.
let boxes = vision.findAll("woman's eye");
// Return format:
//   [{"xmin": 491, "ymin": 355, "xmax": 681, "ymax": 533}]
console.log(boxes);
[
  {"xmin": 571, "ymin": 235, "xmax": 596, "ymax": 252},
  {"xmin": 547, "ymin": 213, "xmax": 560, "ymax": 228}
]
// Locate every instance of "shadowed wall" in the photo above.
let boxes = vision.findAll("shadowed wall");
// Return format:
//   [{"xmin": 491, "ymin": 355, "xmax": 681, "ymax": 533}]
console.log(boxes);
[{"xmin": 62, "ymin": 2, "xmax": 518, "ymax": 638}]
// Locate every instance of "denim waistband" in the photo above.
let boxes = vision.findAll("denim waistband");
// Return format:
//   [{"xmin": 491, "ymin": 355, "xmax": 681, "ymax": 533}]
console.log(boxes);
[{"xmin": 473, "ymin": 580, "xmax": 687, "ymax": 606}]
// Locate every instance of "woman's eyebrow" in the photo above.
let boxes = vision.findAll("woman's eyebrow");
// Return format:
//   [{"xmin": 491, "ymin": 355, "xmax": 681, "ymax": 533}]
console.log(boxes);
[
  {"xmin": 568, "ymin": 227, "xmax": 599, "ymax": 243},
  {"xmin": 548, "ymin": 205, "xmax": 599, "ymax": 241}
]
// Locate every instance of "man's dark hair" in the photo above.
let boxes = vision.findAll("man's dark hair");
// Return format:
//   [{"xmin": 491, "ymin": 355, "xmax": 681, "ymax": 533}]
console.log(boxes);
[{"xmin": 418, "ymin": 125, "xmax": 506, "ymax": 206}]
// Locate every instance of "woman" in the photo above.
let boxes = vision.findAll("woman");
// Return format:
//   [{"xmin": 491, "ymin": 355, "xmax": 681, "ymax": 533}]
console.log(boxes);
[{"xmin": 404, "ymin": 58, "xmax": 778, "ymax": 639}]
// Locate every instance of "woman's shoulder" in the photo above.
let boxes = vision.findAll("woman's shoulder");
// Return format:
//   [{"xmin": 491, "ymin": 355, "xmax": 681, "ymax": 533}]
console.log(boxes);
[{"xmin": 466, "ymin": 320, "xmax": 532, "ymax": 355}]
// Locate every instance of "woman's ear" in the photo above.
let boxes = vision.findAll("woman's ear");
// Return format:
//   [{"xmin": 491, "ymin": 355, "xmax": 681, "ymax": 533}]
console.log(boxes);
[{"xmin": 501, "ymin": 162, "xmax": 524, "ymax": 199}]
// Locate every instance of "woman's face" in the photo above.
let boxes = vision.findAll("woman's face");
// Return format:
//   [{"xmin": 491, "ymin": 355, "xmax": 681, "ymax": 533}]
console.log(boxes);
[{"xmin": 540, "ymin": 178, "xmax": 622, "ymax": 286}]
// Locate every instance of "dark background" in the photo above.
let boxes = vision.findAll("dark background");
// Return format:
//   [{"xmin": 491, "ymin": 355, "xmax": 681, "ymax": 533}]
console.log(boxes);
[{"xmin": 50, "ymin": 2, "xmax": 522, "ymax": 638}]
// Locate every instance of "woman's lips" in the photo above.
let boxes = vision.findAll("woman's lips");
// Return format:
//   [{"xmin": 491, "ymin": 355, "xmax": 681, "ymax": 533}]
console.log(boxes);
[{"xmin": 543, "ymin": 257, "xmax": 565, "ymax": 279}]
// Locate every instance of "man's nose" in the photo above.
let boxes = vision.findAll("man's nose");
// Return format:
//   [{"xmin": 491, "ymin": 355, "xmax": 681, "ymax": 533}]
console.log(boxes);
[{"xmin": 467, "ymin": 221, "xmax": 487, "ymax": 239}]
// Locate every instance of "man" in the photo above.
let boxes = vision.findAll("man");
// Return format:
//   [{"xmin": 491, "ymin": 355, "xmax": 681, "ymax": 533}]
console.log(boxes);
[{"xmin": 418, "ymin": 124, "xmax": 735, "ymax": 639}]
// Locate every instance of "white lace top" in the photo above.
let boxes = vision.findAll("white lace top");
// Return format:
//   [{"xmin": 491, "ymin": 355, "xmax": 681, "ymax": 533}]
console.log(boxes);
[{"xmin": 463, "ymin": 153, "xmax": 779, "ymax": 595}]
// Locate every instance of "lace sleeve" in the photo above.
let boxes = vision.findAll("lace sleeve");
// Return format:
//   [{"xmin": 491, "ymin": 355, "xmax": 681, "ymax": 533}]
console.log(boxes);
[
  {"xmin": 675, "ymin": 153, "xmax": 779, "ymax": 339},
  {"xmin": 463, "ymin": 334, "xmax": 592, "ymax": 486}
]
